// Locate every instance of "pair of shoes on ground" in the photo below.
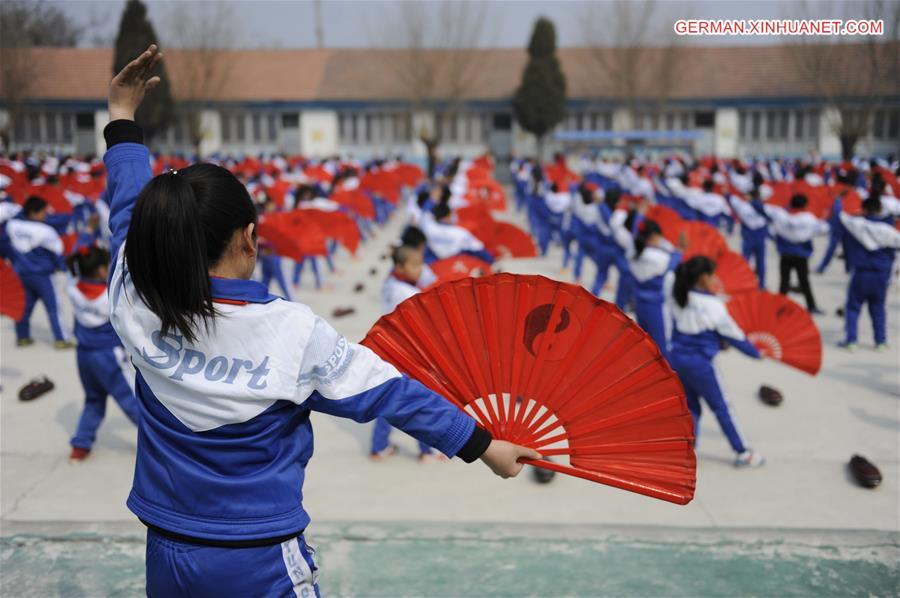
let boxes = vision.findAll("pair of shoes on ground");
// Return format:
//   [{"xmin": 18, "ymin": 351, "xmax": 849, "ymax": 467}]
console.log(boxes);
[
  {"xmin": 16, "ymin": 338, "xmax": 75, "ymax": 349},
  {"xmin": 839, "ymin": 341, "xmax": 889, "ymax": 351}
]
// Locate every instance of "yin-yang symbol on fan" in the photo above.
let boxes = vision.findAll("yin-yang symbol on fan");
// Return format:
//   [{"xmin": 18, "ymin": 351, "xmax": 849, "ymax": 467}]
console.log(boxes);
[{"xmin": 523, "ymin": 304, "xmax": 582, "ymax": 361}]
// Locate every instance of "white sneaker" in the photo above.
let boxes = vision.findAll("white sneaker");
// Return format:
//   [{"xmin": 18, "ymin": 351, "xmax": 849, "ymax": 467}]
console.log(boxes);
[
  {"xmin": 875, "ymin": 344, "xmax": 888, "ymax": 352},
  {"xmin": 735, "ymin": 450, "xmax": 765, "ymax": 468}
]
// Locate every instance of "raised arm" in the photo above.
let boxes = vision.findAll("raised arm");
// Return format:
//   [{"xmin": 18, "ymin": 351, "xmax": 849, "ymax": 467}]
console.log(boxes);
[{"xmin": 103, "ymin": 45, "xmax": 162, "ymax": 273}]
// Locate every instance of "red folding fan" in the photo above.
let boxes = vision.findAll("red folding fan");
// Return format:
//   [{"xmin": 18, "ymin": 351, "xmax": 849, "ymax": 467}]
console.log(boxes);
[
  {"xmin": 727, "ymin": 290, "xmax": 822, "ymax": 375},
  {"xmin": 0, "ymin": 260, "xmax": 26, "ymax": 321},
  {"xmin": 427, "ymin": 255, "xmax": 493, "ymax": 287},
  {"xmin": 362, "ymin": 274, "xmax": 696, "ymax": 505},
  {"xmin": 493, "ymin": 221, "xmax": 538, "ymax": 257},
  {"xmin": 257, "ymin": 213, "xmax": 328, "ymax": 259},
  {"xmin": 710, "ymin": 251, "xmax": 758, "ymax": 296},
  {"xmin": 645, "ymin": 206, "xmax": 684, "ymax": 239},
  {"xmin": 331, "ymin": 188, "xmax": 375, "ymax": 220},
  {"xmin": 678, "ymin": 221, "xmax": 728, "ymax": 260},
  {"xmin": 298, "ymin": 209, "xmax": 361, "ymax": 255}
]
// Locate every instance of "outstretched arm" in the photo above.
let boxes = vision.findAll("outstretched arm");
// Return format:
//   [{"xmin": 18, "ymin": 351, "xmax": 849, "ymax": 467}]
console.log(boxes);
[{"xmin": 104, "ymin": 45, "xmax": 162, "ymax": 276}]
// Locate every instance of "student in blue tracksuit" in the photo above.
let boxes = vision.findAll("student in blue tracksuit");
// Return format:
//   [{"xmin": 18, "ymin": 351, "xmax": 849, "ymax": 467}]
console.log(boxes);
[
  {"xmin": 590, "ymin": 189, "xmax": 633, "ymax": 304},
  {"xmin": 668, "ymin": 256, "xmax": 765, "ymax": 468},
  {"xmin": 6, "ymin": 195, "xmax": 74, "ymax": 348},
  {"xmin": 764, "ymin": 194, "xmax": 830, "ymax": 313},
  {"xmin": 629, "ymin": 219, "xmax": 680, "ymax": 359},
  {"xmin": 727, "ymin": 188, "xmax": 769, "ymax": 288},
  {"xmin": 104, "ymin": 46, "xmax": 536, "ymax": 597},
  {"xmin": 834, "ymin": 194, "xmax": 900, "ymax": 350},
  {"xmin": 66, "ymin": 243, "xmax": 139, "ymax": 461},
  {"xmin": 371, "ymin": 245, "xmax": 442, "ymax": 462}
]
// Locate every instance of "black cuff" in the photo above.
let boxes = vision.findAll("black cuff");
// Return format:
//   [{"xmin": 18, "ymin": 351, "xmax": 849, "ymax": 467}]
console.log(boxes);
[
  {"xmin": 104, "ymin": 120, "xmax": 144, "ymax": 148},
  {"xmin": 456, "ymin": 425, "xmax": 492, "ymax": 463}
]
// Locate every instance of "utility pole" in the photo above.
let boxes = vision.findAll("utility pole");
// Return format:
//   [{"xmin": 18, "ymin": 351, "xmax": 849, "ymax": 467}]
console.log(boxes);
[{"xmin": 314, "ymin": 0, "xmax": 324, "ymax": 48}]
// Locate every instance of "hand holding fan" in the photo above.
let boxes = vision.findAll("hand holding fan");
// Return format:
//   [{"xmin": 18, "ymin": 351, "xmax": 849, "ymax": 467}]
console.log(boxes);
[
  {"xmin": 727, "ymin": 291, "xmax": 822, "ymax": 375},
  {"xmin": 362, "ymin": 274, "xmax": 696, "ymax": 504}
]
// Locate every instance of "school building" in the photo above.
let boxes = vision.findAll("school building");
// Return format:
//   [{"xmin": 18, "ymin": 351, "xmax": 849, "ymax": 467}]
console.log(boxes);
[{"xmin": 1, "ymin": 44, "xmax": 898, "ymax": 162}]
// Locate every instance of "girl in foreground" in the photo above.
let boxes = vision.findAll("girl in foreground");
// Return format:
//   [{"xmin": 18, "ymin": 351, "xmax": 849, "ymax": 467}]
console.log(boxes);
[
  {"xmin": 667, "ymin": 256, "xmax": 765, "ymax": 468},
  {"xmin": 106, "ymin": 46, "xmax": 538, "ymax": 597}
]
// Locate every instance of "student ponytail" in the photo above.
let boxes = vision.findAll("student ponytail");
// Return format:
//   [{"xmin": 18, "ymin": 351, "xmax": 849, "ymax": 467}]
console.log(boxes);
[
  {"xmin": 125, "ymin": 164, "xmax": 257, "ymax": 344},
  {"xmin": 673, "ymin": 255, "xmax": 716, "ymax": 308},
  {"xmin": 634, "ymin": 218, "xmax": 661, "ymax": 259}
]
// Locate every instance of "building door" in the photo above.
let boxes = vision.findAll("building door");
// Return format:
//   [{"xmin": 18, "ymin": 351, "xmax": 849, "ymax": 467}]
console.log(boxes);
[{"xmin": 75, "ymin": 113, "xmax": 95, "ymax": 155}]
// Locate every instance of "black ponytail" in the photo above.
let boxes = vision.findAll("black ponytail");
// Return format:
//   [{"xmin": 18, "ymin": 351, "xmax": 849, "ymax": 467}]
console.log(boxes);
[
  {"xmin": 634, "ymin": 218, "xmax": 661, "ymax": 259},
  {"xmin": 673, "ymin": 255, "xmax": 716, "ymax": 308},
  {"xmin": 125, "ymin": 164, "xmax": 257, "ymax": 344},
  {"xmin": 604, "ymin": 188, "xmax": 621, "ymax": 211}
]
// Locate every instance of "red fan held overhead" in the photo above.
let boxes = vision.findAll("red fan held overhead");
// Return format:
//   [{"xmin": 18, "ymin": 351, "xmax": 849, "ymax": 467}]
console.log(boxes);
[
  {"xmin": 727, "ymin": 291, "xmax": 822, "ymax": 375},
  {"xmin": 0, "ymin": 261, "xmax": 26, "ymax": 321},
  {"xmin": 362, "ymin": 274, "xmax": 696, "ymax": 505}
]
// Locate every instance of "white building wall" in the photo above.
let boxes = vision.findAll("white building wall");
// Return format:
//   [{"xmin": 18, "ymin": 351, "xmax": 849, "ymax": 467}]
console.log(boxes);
[
  {"xmin": 300, "ymin": 110, "xmax": 338, "ymax": 157},
  {"xmin": 198, "ymin": 110, "xmax": 222, "ymax": 158},
  {"xmin": 713, "ymin": 108, "xmax": 738, "ymax": 158},
  {"xmin": 93, "ymin": 110, "xmax": 109, "ymax": 155}
]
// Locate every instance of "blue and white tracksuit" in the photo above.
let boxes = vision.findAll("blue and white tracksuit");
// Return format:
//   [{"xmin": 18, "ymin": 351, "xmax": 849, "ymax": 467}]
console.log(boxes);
[
  {"xmin": 630, "ymin": 243, "xmax": 680, "ymax": 359},
  {"xmin": 592, "ymin": 205, "xmax": 633, "ymax": 307},
  {"xmin": 568, "ymin": 198, "xmax": 600, "ymax": 281},
  {"xmin": 103, "ymin": 122, "xmax": 488, "ymax": 597},
  {"xmin": 371, "ymin": 274, "xmax": 434, "ymax": 456},
  {"xmin": 67, "ymin": 278, "xmax": 139, "ymax": 450},
  {"xmin": 836, "ymin": 211, "xmax": 900, "ymax": 345},
  {"xmin": 421, "ymin": 216, "xmax": 494, "ymax": 264},
  {"xmin": 668, "ymin": 290, "xmax": 760, "ymax": 454},
  {"xmin": 728, "ymin": 196, "xmax": 769, "ymax": 288},
  {"xmin": 6, "ymin": 217, "xmax": 68, "ymax": 341},
  {"xmin": 0, "ymin": 201, "xmax": 22, "ymax": 261}
]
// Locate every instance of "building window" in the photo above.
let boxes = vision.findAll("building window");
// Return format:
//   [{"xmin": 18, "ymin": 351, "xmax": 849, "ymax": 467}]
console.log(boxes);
[
  {"xmin": 28, "ymin": 113, "xmax": 42, "ymax": 142},
  {"xmin": 222, "ymin": 114, "xmax": 232, "ymax": 142},
  {"xmin": 235, "ymin": 114, "xmax": 246, "ymax": 141},
  {"xmin": 251, "ymin": 114, "xmax": 262, "ymax": 141},
  {"xmin": 267, "ymin": 114, "xmax": 278, "ymax": 141}
]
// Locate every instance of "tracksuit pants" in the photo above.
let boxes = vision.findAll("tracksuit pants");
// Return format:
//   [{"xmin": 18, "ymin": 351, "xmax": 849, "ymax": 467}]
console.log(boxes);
[
  {"xmin": 844, "ymin": 269, "xmax": 890, "ymax": 345},
  {"xmin": 293, "ymin": 258, "xmax": 322, "ymax": 290},
  {"xmin": 146, "ymin": 529, "xmax": 320, "ymax": 598},
  {"xmin": 778, "ymin": 254, "xmax": 818, "ymax": 311},
  {"xmin": 741, "ymin": 234, "xmax": 767, "ymax": 289},
  {"xmin": 15, "ymin": 271, "xmax": 67, "ymax": 342},
  {"xmin": 261, "ymin": 255, "xmax": 292, "ymax": 300},
  {"xmin": 668, "ymin": 353, "xmax": 748, "ymax": 454},
  {"xmin": 635, "ymin": 299, "xmax": 668, "ymax": 359},
  {"xmin": 371, "ymin": 417, "xmax": 433, "ymax": 455},
  {"xmin": 71, "ymin": 347, "xmax": 140, "ymax": 450}
]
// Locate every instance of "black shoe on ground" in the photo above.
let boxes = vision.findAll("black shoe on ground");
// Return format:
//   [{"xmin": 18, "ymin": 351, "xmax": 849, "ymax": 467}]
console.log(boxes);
[{"xmin": 848, "ymin": 455, "xmax": 882, "ymax": 488}]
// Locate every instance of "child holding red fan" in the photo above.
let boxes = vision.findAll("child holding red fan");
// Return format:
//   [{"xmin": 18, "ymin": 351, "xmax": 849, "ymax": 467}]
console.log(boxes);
[
  {"xmin": 103, "ymin": 46, "xmax": 536, "ymax": 597},
  {"xmin": 669, "ymin": 256, "xmax": 765, "ymax": 468}
]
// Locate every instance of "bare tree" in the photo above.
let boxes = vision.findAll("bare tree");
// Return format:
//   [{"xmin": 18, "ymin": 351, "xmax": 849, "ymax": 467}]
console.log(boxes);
[
  {"xmin": 378, "ymin": 1, "xmax": 493, "ymax": 176},
  {"xmin": 0, "ymin": 0, "xmax": 82, "ymax": 149},
  {"xmin": 165, "ymin": 1, "xmax": 239, "ymax": 155},
  {"xmin": 790, "ymin": 0, "xmax": 900, "ymax": 159},
  {"xmin": 581, "ymin": 0, "xmax": 685, "ymax": 130}
]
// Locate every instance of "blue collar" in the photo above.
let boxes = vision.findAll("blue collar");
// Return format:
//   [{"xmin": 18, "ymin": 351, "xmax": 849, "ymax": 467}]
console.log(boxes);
[{"xmin": 209, "ymin": 276, "xmax": 280, "ymax": 304}]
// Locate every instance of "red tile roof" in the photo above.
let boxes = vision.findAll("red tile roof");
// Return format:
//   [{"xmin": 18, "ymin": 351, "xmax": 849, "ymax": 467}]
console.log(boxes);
[{"xmin": 4, "ymin": 43, "xmax": 896, "ymax": 104}]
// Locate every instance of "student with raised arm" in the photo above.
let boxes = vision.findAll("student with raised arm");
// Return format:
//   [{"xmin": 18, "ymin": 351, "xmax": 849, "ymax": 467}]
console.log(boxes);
[{"xmin": 104, "ymin": 46, "xmax": 537, "ymax": 597}]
